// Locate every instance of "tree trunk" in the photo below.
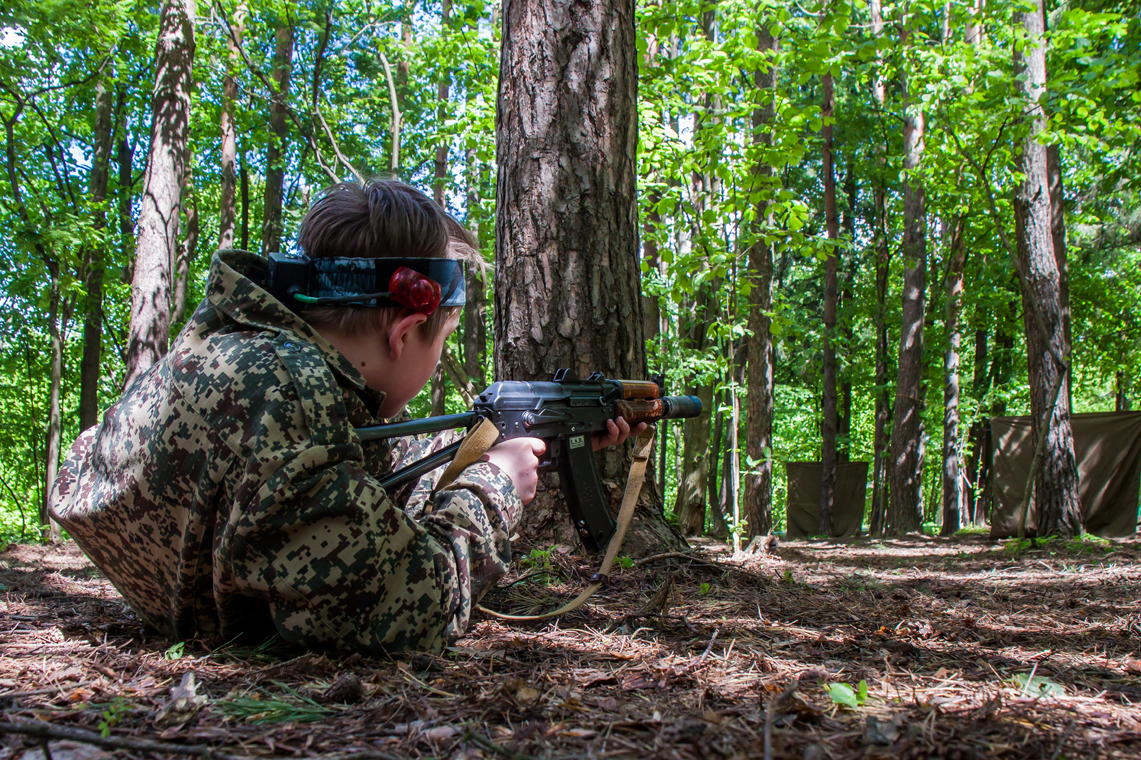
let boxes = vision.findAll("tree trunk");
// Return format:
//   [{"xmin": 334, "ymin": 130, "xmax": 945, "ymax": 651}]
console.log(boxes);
[
  {"xmin": 218, "ymin": 2, "xmax": 247, "ymax": 250},
  {"xmin": 172, "ymin": 167, "xmax": 198, "ymax": 327},
  {"xmin": 674, "ymin": 4, "xmax": 719, "ymax": 538},
  {"xmin": 463, "ymin": 148, "xmax": 487, "ymax": 386},
  {"xmin": 429, "ymin": 0, "xmax": 452, "ymax": 415},
  {"xmin": 675, "ymin": 288, "xmax": 716, "ymax": 537},
  {"xmin": 744, "ymin": 25, "xmax": 778, "ymax": 538},
  {"xmin": 941, "ymin": 217, "xmax": 967, "ymax": 535},
  {"xmin": 819, "ymin": 65, "xmax": 840, "ymax": 537},
  {"xmin": 964, "ymin": 327, "xmax": 988, "ymax": 524},
  {"xmin": 79, "ymin": 75, "xmax": 114, "ymax": 431},
  {"xmin": 494, "ymin": 0, "xmax": 684, "ymax": 554},
  {"xmin": 839, "ymin": 167, "xmax": 856, "ymax": 464},
  {"xmin": 868, "ymin": 0, "xmax": 892, "ymax": 537},
  {"xmin": 43, "ymin": 262, "xmax": 64, "ymax": 543},
  {"xmin": 886, "ymin": 17, "xmax": 926, "ymax": 536},
  {"xmin": 261, "ymin": 19, "xmax": 293, "ymax": 257},
  {"xmin": 1014, "ymin": 0, "xmax": 1081, "ymax": 538},
  {"xmin": 124, "ymin": 0, "xmax": 195, "ymax": 390}
]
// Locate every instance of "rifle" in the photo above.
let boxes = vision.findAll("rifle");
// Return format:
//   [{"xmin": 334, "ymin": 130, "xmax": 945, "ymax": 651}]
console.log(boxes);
[{"xmin": 355, "ymin": 369, "xmax": 703, "ymax": 552}]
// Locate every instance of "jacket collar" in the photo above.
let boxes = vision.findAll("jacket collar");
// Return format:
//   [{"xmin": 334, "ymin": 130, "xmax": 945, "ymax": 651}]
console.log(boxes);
[{"xmin": 205, "ymin": 249, "xmax": 384, "ymax": 410}]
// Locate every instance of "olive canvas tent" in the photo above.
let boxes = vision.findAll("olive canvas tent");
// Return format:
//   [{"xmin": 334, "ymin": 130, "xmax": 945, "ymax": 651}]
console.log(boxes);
[
  {"xmin": 988, "ymin": 411, "xmax": 1141, "ymax": 538},
  {"xmin": 785, "ymin": 461, "xmax": 868, "ymax": 538}
]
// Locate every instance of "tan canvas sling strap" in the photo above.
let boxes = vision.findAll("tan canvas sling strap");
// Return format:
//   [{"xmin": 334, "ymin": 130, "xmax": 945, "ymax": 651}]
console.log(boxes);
[{"xmin": 478, "ymin": 427, "xmax": 657, "ymax": 622}]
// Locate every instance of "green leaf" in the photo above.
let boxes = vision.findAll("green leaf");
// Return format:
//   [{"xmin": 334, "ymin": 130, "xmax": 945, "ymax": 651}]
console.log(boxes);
[{"xmin": 827, "ymin": 683, "xmax": 860, "ymax": 708}]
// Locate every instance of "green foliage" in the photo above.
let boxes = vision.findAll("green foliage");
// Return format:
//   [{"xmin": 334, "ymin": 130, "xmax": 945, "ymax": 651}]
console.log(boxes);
[
  {"xmin": 217, "ymin": 682, "xmax": 337, "ymax": 724},
  {"xmin": 96, "ymin": 697, "xmax": 132, "ymax": 737},
  {"xmin": 826, "ymin": 679, "xmax": 869, "ymax": 709}
]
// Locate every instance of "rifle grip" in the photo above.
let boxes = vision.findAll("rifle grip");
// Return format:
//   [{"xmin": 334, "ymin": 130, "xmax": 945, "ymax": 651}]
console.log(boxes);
[{"xmin": 557, "ymin": 435, "xmax": 617, "ymax": 553}]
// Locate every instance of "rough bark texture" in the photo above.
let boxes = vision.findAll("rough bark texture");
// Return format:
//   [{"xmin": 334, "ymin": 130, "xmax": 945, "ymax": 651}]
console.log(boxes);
[
  {"xmin": 744, "ymin": 26, "xmax": 777, "ymax": 539},
  {"xmin": 79, "ymin": 77, "xmax": 114, "ymax": 431},
  {"xmin": 124, "ymin": 0, "xmax": 195, "ymax": 390},
  {"xmin": 261, "ymin": 19, "xmax": 293, "ymax": 257},
  {"xmin": 941, "ymin": 218, "xmax": 967, "ymax": 535},
  {"xmin": 218, "ymin": 2, "xmax": 246, "ymax": 250},
  {"xmin": 495, "ymin": 0, "xmax": 683, "ymax": 555},
  {"xmin": 1014, "ymin": 0, "xmax": 1081, "ymax": 538},
  {"xmin": 819, "ymin": 68, "xmax": 839, "ymax": 536},
  {"xmin": 886, "ymin": 21, "xmax": 926, "ymax": 536}
]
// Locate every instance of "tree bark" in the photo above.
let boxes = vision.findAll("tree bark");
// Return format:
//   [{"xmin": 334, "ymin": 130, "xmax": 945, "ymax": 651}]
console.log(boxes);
[
  {"xmin": 462, "ymin": 148, "xmax": 487, "ymax": 386},
  {"xmin": 886, "ymin": 15, "xmax": 926, "ymax": 536},
  {"xmin": 261, "ymin": 18, "xmax": 293, "ymax": 257},
  {"xmin": 744, "ymin": 25, "xmax": 778, "ymax": 539},
  {"xmin": 1014, "ymin": 0, "xmax": 1081, "ymax": 538},
  {"xmin": 124, "ymin": 0, "xmax": 195, "ymax": 390},
  {"xmin": 428, "ymin": 0, "xmax": 453, "ymax": 415},
  {"xmin": 172, "ymin": 167, "xmax": 198, "ymax": 327},
  {"xmin": 79, "ymin": 76, "xmax": 114, "ymax": 431},
  {"xmin": 819, "ymin": 64, "xmax": 840, "ymax": 536},
  {"xmin": 941, "ymin": 217, "xmax": 967, "ymax": 535},
  {"xmin": 218, "ymin": 2, "xmax": 247, "ymax": 250},
  {"xmin": 495, "ymin": 0, "xmax": 684, "ymax": 554}
]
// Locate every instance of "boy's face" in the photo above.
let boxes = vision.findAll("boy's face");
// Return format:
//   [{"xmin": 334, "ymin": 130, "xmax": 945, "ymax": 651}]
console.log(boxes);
[{"xmin": 375, "ymin": 310, "xmax": 461, "ymax": 419}]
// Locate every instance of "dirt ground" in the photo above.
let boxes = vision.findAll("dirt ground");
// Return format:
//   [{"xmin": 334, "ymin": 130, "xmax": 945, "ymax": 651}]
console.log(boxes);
[{"xmin": 2, "ymin": 534, "xmax": 1140, "ymax": 760}]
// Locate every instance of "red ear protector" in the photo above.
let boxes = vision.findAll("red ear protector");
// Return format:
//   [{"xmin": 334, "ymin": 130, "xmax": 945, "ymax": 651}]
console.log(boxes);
[{"xmin": 267, "ymin": 252, "xmax": 465, "ymax": 314}]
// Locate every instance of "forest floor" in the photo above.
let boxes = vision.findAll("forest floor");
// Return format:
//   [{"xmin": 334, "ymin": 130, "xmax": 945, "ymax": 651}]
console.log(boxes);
[{"xmin": 2, "ymin": 534, "xmax": 1140, "ymax": 760}]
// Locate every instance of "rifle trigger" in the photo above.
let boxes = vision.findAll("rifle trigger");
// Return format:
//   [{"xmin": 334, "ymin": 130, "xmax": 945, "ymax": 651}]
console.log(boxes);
[{"xmin": 590, "ymin": 573, "xmax": 611, "ymax": 585}]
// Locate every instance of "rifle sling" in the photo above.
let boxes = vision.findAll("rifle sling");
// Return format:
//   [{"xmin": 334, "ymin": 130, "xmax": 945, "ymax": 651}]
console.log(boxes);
[{"xmin": 478, "ymin": 428, "xmax": 656, "ymax": 622}]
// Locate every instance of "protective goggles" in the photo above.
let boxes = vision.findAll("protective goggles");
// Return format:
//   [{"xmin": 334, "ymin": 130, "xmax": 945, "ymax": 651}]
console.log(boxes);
[{"xmin": 268, "ymin": 251, "xmax": 465, "ymax": 314}]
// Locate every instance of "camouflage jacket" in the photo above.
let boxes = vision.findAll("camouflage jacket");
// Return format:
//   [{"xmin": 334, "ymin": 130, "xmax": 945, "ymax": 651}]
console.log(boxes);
[{"xmin": 49, "ymin": 250, "xmax": 521, "ymax": 654}]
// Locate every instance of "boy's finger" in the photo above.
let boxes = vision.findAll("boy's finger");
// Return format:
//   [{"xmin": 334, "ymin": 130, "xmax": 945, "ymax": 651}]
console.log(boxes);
[{"xmin": 527, "ymin": 437, "xmax": 547, "ymax": 457}]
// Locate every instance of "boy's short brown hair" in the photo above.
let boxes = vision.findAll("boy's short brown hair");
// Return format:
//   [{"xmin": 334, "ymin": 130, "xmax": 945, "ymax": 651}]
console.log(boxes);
[{"xmin": 297, "ymin": 178, "xmax": 481, "ymax": 338}]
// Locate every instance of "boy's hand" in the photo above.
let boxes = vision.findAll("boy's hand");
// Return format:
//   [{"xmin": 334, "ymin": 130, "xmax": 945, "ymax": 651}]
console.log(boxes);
[
  {"xmin": 483, "ymin": 438, "xmax": 546, "ymax": 504},
  {"xmin": 592, "ymin": 417, "xmax": 649, "ymax": 451}
]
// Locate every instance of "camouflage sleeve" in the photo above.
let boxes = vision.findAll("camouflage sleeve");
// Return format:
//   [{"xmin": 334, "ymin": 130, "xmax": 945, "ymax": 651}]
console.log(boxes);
[
  {"xmin": 228, "ymin": 430, "xmax": 522, "ymax": 654},
  {"xmin": 386, "ymin": 429, "xmax": 465, "ymax": 518}
]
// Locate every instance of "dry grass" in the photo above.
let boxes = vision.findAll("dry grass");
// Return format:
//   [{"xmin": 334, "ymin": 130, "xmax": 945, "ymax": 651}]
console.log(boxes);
[{"xmin": 2, "ymin": 534, "xmax": 1140, "ymax": 759}]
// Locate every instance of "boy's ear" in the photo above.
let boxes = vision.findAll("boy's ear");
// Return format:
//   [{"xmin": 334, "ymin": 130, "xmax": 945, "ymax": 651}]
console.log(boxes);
[{"xmin": 387, "ymin": 311, "xmax": 429, "ymax": 360}]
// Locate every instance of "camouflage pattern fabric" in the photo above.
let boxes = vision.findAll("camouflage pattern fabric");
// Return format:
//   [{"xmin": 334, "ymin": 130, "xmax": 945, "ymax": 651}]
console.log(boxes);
[{"xmin": 49, "ymin": 250, "xmax": 521, "ymax": 654}]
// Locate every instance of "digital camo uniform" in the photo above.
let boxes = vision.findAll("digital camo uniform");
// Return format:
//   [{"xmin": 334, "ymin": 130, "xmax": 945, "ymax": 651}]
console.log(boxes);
[{"xmin": 49, "ymin": 250, "xmax": 522, "ymax": 654}]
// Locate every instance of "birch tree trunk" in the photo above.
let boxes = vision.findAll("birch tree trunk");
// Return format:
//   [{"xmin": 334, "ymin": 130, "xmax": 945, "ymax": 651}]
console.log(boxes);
[
  {"xmin": 886, "ymin": 13, "xmax": 926, "ymax": 535},
  {"xmin": 495, "ymin": 0, "xmax": 683, "ymax": 554},
  {"xmin": 261, "ymin": 19, "xmax": 293, "ymax": 257},
  {"xmin": 941, "ymin": 218, "xmax": 967, "ymax": 535},
  {"xmin": 124, "ymin": 0, "xmax": 195, "ymax": 389},
  {"xmin": 1014, "ymin": 0, "xmax": 1082, "ymax": 538}
]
